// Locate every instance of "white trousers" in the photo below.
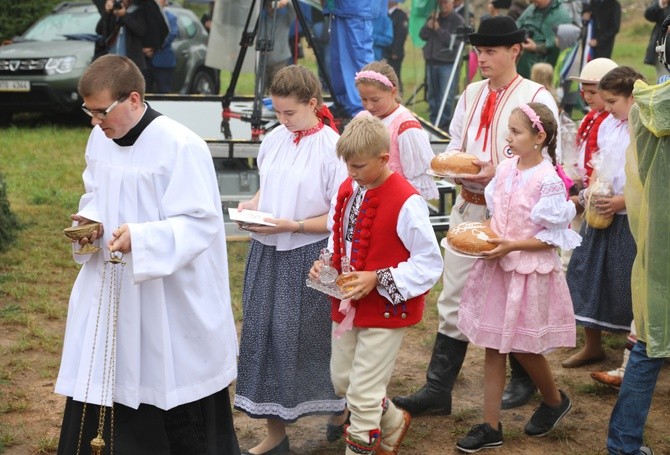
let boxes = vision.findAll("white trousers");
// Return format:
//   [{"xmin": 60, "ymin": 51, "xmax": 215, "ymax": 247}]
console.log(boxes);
[
  {"xmin": 331, "ymin": 323, "xmax": 405, "ymax": 443},
  {"xmin": 437, "ymin": 196, "xmax": 487, "ymax": 340}
]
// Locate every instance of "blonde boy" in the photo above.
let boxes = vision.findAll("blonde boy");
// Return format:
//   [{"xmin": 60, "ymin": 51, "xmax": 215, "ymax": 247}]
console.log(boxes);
[{"xmin": 311, "ymin": 116, "xmax": 442, "ymax": 454}]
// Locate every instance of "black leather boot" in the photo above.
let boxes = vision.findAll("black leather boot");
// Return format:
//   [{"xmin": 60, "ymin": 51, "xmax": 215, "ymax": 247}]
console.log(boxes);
[
  {"xmin": 501, "ymin": 354, "xmax": 537, "ymax": 410},
  {"xmin": 392, "ymin": 333, "xmax": 468, "ymax": 416}
]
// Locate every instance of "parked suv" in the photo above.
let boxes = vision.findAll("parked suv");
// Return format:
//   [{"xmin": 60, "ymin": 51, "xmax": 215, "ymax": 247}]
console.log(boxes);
[{"xmin": 0, "ymin": 2, "xmax": 219, "ymax": 123}]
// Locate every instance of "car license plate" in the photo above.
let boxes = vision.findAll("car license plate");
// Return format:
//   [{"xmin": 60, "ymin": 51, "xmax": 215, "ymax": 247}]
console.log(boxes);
[{"xmin": 0, "ymin": 80, "xmax": 30, "ymax": 92}]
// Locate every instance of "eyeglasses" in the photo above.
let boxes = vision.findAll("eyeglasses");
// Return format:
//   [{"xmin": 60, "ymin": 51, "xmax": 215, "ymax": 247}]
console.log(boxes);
[{"xmin": 81, "ymin": 95, "xmax": 129, "ymax": 119}]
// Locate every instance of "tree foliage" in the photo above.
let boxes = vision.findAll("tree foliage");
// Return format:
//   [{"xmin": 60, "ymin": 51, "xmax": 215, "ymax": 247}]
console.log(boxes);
[
  {"xmin": 0, "ymin": 172, "xmax": 20, "ymax": 253},
  {"xmin": 0, "ymin": 0, "xmax": 63, "ymax": 42}
]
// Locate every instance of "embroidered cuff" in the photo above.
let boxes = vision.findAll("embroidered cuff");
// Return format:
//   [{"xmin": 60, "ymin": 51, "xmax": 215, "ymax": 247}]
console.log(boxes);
[{"xmin": 375, "ymin": 268, "xmax": 406, "ymax": 306}]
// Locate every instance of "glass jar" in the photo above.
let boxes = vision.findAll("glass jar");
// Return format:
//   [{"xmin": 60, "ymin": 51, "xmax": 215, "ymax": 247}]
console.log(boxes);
[{"xmin": 585, "ymin": 179, "xmax": 614, "ymax": 229}]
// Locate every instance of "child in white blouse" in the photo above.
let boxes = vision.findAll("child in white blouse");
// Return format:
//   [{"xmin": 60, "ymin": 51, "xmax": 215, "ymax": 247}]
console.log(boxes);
[
  {"xmin": 456, "ymin": 102, "xmax": 581, "ymax": 452},
  {"xmin": 564, "ymin": 66, "xmax": 645, "ymax": 371},
  {"xmin": 354, "ymin": 60, "xmax": 439, "ymax": 201}
]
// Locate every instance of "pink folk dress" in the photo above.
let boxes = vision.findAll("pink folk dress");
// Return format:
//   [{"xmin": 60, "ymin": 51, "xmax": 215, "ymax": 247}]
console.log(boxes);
[{"xmin": 458, "ymin": 157, "xmax": 581, "ymax": 354}]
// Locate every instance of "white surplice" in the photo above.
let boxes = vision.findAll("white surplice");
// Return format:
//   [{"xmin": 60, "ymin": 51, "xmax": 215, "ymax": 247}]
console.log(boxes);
[{"xmin": 55, "ymin": 115, "xmax": 238, "ymax": 410}]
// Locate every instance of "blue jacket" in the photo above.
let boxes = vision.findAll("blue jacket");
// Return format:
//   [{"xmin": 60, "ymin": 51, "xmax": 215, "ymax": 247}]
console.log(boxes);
[
  {"xmin": 152, "ymin": 10, "xmax": 178, "ymax": 68},
  {"xmin": 323, "ymin": 0, "xmax": 384, "ymax": 20}
]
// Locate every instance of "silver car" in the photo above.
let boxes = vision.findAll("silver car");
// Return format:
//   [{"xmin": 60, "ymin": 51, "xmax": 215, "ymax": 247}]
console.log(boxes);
[{"xmin": 0, "ymin": 1, "xmax": 219, "ymax": 124}]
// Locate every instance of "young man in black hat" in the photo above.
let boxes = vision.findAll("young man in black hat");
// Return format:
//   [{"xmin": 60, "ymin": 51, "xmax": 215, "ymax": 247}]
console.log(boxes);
[{"xmin": 393, "ymin": 15, "xmax": 564, "ymax": 452}]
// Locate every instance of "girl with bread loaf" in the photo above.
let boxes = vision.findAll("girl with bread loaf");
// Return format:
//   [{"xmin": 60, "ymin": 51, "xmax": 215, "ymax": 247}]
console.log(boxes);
[
  {"xmin": 455, "ymin": 102, "xmax": 581, "ymax": 452},
  {"xmin": 563, "ymin": 66, "xmax": 644, "ymax": 370},
  {"xmin": 393, "ymin": 16, "xmax": 562, "ymax": 422},
  {"xmin": 232, "ymin": 65, "xmax": 348, "ymax": 455},
  {"xmin": 354, "ymin": 60, "xmax": 439, "ymax": 201}
]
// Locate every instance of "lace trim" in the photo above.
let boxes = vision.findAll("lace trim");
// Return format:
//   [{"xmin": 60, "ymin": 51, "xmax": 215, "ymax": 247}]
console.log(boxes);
[
  {"xmin": 234, "ymin": 395, "xmax": 346, "ymax": 422},
  {"xmin": 376, "ymin": 268, "xmax": 405, "ymax": 305}
]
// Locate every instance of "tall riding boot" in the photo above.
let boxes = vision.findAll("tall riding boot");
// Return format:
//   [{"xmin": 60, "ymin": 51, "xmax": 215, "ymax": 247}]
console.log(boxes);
[
  {"xmin": 392, "ymin": 333, "xmax": 468, "ymax": 416},
  {"xmin": 501, "ymin": 353, "xmax": 537, "ymax": 410}
]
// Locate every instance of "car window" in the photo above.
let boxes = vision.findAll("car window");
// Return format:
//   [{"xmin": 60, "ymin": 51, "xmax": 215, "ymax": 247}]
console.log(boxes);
[
  {"xmin": 176, "ymin": 13, "xmax": 197, "ymax": 39},
  {"xmin": 24, "ymin": 11, "xmax": 100, "ymax": 41}
]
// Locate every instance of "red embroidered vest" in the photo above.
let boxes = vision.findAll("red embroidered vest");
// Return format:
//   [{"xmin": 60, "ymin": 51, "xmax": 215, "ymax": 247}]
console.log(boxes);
[{"xmin": 331, "ymin": 173, "xmax": 426, "ymax": 328}]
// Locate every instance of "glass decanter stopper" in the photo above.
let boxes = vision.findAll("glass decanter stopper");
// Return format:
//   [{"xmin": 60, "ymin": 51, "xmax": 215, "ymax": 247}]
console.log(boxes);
[{"xmin": 319, "ymin": 248, "xmax": 338, "ymax": 284}]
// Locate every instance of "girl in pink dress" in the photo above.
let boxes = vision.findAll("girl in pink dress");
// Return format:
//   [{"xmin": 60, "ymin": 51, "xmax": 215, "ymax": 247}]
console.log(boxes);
[{"xmin": 455, "ymin": 103, "xmax": 581, "ymax": 453}]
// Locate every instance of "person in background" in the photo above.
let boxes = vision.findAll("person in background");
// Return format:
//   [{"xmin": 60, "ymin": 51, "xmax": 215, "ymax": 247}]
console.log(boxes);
[
  {"xmin": 310, "ymin": 115, "xmax": 443, "ymax": 455},
  {"xmin": 384, "ymin": 0, "xmax": 409, "ymax": 93},
  {"xmin": 507, "ymin": 0, "xmax": 530, "ymax": 20},
  {"xmin": 201, "ymin": 13, "xmax": 212, "ymax": 32},
  {"xmin": 516, "ymin": 0, "xmax": 572, "ymax": 79},
  {"xmin": 323, "ymin": 0, "xmax": 385, "ymax": 118},
  {"xmin": 419, "ymin": 0, "xmax": 464, "ymax": 130},
  {"xmin": 530, "ymin": 62, "xmax": 558, "ymax": 103},
  {"xmin": 233, "ymin": 65, "xmax": 347, "ymax": 455},
  {"xmin": 587, "ymin": 0, "xmax": 620, "ymax": 59},
  {"xmin": 147, "ymin": 0, "xmax": 178, "ymax": 93},
  {"xmin": 94, "ymin": 0, "xmax": 168, "ymax": 81},
  {"xmin": 644, "ymin": 0, "xmax": 670, "ymax": 79},
  {"xmin": 372, "ymin": 9, "xmax": 394, "ymax": 61},
  {"xmin": 55, "ymin": 54, "xmax": 240, "ymax": 454}
]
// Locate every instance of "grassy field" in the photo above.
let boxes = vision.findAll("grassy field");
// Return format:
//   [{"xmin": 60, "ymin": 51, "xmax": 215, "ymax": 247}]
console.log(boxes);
[{"xmin": 0, "ymin": 4, "xmax": 662, "ymax": 453}]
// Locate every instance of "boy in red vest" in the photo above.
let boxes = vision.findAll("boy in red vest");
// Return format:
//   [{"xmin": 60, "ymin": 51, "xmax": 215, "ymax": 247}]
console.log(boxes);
[{"xmin": 310, "ymin": 116, "xmax": 443, "ymax": 455}]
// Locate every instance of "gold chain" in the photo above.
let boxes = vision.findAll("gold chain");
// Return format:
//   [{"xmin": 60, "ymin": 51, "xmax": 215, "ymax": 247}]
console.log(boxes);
[{"xmin": 76, "ymin": 252, "xmax": 125, "ymax": 455}]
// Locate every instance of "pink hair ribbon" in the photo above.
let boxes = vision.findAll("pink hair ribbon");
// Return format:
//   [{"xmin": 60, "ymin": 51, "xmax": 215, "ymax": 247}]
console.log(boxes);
[
  {"xmin": 519, "ymin": 104, "xmax": 545, "ymax": 133},
  {"xmin": 355, "ymin": 70, "xmax": 394, "ymax": 89},
  {"xmin": 554, "ymin": 164, "xmax": 575, "ymax": 200}
]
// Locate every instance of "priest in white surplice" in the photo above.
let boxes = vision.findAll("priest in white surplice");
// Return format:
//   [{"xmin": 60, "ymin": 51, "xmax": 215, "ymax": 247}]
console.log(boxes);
[{"xmin": 55, "ymin": 54, "xmax": 240, "ymax": 454}]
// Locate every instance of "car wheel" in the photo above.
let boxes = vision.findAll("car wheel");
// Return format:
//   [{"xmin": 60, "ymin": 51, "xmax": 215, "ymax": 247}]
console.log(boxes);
[{"xmin": 190, "ymin": 68, "xmax": 217, "ymax": 95}]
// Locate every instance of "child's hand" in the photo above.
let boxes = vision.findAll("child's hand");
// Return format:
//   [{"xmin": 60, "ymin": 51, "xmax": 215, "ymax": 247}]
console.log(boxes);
[
  {"xmin": 594, "ymin": 195, "xmax": 625, "ymax": 217},
  {"xmin": 482, "ymin": 238, "xmax": 513, "ymax": 260},
  {"xmin": 309, "ymin": 260, "xmax": 323, "ymax": 281},
  {"xmin": 341, "ymin": 271, "xmax": 378, "ymax": 301}
]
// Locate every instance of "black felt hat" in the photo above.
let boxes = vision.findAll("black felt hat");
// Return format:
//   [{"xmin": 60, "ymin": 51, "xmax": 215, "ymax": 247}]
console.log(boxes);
[
  {"xmin": 468, "ymin": 16, "xmax": 527, "ymax": 47},
  {"xmin": 491, "ymin": 0, "xmax": 512, "ymax": 8}
]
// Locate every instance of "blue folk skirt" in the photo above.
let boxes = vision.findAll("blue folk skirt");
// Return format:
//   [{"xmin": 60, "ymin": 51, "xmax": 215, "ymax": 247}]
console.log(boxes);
[
  {"xmin": 567, "ymin": 214, "xmax": 636, "ymax": 332},
  {"xmin": 233, "ymin": 239, "xmax": 346, "ymax": 423}
]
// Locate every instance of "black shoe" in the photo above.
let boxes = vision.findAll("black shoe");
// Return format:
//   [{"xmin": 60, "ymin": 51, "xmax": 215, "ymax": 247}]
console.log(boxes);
[
  {"xmin": 241, "ymin": 436, "xmax": 290, "ymax": 455},
  {"xmin": 524, "ymin": 390, "xmax": 572, "ymax": 437},
  {"xmin": 456, "ymin": 422, "xmax": 503, "ymax": 453},
  {"xmin": 501, "ymin": 376, "xmax": 536, "ymax": 410},
  {"xmin": 392, "ymin": 383, "xmax": 452, "ymax": 416},
  {"xmin": 326, "ymin": 414, "xmax": 350, "ymax": 442},
  {"xmin": 392, "ymin": 333, "xmax": 467, "ymax": 416}
]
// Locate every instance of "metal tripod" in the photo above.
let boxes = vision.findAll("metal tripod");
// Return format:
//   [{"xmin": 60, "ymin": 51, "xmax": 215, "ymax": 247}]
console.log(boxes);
[{"xmin": 220, "ymin": 0, "xmax": 341, "ymax": 140}]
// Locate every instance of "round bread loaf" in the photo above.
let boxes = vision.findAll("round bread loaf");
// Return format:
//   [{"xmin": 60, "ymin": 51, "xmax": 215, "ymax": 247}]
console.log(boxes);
[
  {"xmin": 447, "ymin": 222, "xmax": 499, "ymax": 255},
  {"xmin": 431, "ymin": 152, "xmax": 481, "ymax": 175}
]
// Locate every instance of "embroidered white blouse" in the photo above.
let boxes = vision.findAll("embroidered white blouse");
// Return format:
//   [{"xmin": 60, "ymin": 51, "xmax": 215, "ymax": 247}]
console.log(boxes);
[{"xmin": 485, "ymin": 160, "xmax": 582, "ymax": 250}]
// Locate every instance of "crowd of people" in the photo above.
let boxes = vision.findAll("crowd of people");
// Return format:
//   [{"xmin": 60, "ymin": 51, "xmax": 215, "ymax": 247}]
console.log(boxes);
[{"xmin": 51, "ymin": 1, "xmax": 670, "ymax": 454}]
